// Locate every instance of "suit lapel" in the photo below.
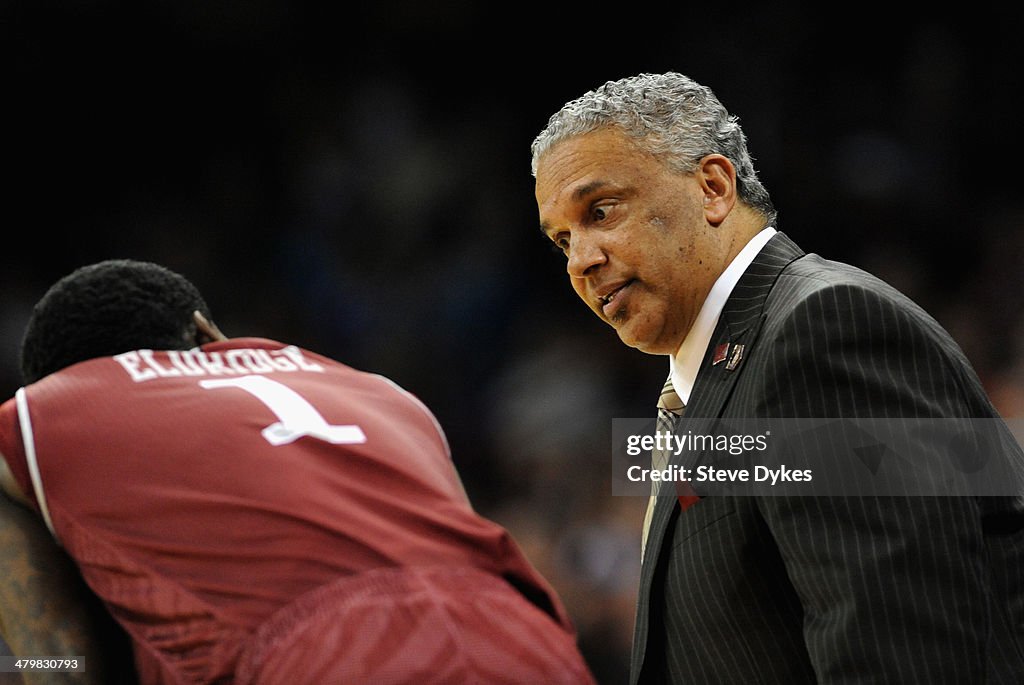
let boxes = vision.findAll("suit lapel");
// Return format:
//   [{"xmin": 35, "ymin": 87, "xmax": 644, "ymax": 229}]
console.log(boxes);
[
  {"xmin": 684, "ymin": 231, "xmax": 805, "ymax": 419},
  {"xmin": 630, "ymin": 231, "xmax": 805, "ymax": 683}
]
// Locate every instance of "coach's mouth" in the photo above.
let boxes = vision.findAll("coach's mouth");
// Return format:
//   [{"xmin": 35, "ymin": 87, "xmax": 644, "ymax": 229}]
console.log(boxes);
[{"xmin": 598, "ymin": 280, "xmax": 634, "ymax": 319}]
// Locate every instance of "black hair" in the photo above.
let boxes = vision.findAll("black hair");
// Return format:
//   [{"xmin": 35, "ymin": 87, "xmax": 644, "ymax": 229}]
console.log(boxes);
[{"xmin": 20, "ymin": 259, "xmax": 213, "ymax": 384}]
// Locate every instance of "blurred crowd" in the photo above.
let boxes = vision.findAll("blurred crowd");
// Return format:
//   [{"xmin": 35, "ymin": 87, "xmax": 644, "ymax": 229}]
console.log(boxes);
[{"xmin": 4, "ymin": 4, "xmax": 1024, "ymax": 683}]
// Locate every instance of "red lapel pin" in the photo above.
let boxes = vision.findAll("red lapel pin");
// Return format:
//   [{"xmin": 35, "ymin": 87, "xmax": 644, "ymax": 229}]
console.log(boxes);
[{"xmin": 712, "ymin": 343, "xmax": 730, "ymax": 365}]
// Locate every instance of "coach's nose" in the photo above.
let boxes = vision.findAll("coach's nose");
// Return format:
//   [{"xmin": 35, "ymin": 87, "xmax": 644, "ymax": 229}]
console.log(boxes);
[{"xmin": 566, "ymin": 232, "xmax": 607, "ymax": 278}]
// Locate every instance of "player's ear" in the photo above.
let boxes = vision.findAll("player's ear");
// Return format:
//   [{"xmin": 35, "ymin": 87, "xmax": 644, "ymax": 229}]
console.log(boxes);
[
  {"xmin": 193, "ymin": 311, "xmax": 227, "ymax": 345},
  {"xmin": 0, "ymin": 454, "xmax": 32, "ymax": 508}
]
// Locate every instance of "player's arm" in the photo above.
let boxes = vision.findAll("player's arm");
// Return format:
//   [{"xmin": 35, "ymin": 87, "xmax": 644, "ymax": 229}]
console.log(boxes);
[{"xmin": 0, "ymin": 454, "xmax": 120, "ymax": 685}]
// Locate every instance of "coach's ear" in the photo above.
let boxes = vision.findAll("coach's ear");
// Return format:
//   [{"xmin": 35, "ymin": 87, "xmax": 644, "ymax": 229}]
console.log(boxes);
[
  {"xmin": 193, "ymin": 311, "xmax": 228, "ymax": 345},
  {"xmin": 697, "ymin": 154, "xmax": 738, "ymax": 226}
]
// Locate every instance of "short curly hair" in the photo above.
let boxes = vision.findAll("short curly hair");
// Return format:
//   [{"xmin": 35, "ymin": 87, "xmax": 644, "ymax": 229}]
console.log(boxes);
[
  {"xmin": 21, "ymin": 259, "xmax": 213, "ymax": 384},
  {"xmin": 531, "ymin": 71, "xmax": 776, "ymax": 225}
]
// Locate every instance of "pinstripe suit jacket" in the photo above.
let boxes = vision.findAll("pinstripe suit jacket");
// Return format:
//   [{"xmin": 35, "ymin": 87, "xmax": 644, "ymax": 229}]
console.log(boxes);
[{"xmin": 630, "ymin": 232, "xmax": 1024, "ymax": 684}]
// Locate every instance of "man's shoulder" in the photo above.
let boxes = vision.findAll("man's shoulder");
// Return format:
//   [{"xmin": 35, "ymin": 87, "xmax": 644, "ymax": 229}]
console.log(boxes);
[
  {"xmin": 759, "ymin": 250, "xmax": 968, "ymax": 366},
  {"xmin": 748, "ymin": 233, "xmax": 913, "ymax": 311},
  {"xmin": 771, "ymin": 252, "xmax": 928, "ymax": 319},
  {"xmin": 779, "ymin": 252, "xmax": 890, "ymax": 292}
]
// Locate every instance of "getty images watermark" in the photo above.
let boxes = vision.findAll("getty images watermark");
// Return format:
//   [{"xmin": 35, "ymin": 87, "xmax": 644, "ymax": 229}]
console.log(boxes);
[{"xmin": 612, "ymin": 417, "xmax": 1024, "ymax": 497}]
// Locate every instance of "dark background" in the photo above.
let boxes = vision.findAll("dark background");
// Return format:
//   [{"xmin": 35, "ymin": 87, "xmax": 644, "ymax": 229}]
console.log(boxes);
[{"xmin": 4, "ymin": 3, "xmax": 1024, "ymax": 682}]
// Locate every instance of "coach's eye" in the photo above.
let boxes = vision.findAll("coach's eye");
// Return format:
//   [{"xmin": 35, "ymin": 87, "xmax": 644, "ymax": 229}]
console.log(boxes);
[{"xmin": 592, "ymin": 202, "xmax": 616, "ymax": 222}]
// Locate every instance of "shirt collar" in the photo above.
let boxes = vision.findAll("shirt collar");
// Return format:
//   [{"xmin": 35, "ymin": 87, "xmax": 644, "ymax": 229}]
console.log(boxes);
[{"xmin": 669, "ymin": 226, "xmax": 777, "ymax": 404}]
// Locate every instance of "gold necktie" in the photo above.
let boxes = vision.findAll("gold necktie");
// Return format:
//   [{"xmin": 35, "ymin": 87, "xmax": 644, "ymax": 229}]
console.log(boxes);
[{"xmin": 641, "ymin": 376, "xmax": 685, "ymax": 556}]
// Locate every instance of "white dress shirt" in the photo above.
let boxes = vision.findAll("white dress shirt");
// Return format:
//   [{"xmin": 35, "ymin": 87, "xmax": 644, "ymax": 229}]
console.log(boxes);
[{"xmin": 669, "ymin": 226, "xmax": 777, "ymax": 404}]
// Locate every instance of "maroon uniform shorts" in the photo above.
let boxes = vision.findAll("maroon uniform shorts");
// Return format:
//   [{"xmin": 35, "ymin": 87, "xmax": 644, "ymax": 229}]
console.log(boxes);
[{"xmin": 235, "ymin": 565, "xmax": 596, "ymax": 684}]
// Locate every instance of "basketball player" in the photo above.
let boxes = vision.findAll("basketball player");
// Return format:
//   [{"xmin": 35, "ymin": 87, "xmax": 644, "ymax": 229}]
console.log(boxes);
[{"xmin": 0, "ymin": 259, "xmax": 595, "ymax": 684}]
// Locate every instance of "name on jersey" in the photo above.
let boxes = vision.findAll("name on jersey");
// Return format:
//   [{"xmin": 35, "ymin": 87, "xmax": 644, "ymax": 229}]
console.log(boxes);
[{"xmin": 113, "ymin": 346, "xmax": 325, "ymax": 382}]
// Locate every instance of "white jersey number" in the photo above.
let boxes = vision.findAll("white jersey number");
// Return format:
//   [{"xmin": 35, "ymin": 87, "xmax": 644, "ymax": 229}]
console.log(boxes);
[{"xmin": 200, "ymin": 375, "xmax": 367, "ymax": 446}]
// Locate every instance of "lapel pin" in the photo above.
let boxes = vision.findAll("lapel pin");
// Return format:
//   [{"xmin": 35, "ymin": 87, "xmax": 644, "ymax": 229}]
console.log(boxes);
[
  {"xmin": 725, "ymin": 343, "xmax": 745, "ymax": 371},
  {"xmin": 712, "ymin": 343, "xmax": 730, "ymax": 366}
]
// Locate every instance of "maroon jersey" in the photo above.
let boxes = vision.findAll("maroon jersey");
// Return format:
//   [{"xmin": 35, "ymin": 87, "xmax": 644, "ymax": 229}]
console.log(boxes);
[{"xmin": 0, "ymin": 338, "xmax": 580, "ymax": 683}]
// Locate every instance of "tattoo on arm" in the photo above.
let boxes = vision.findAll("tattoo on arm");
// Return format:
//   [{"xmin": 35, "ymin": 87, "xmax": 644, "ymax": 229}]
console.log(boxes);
[{"xmin": 0, "ymin": 491, "xmax": 134, "ymax": 684}]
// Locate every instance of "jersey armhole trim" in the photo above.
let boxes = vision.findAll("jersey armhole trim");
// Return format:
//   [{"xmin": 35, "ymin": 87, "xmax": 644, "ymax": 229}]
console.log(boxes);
[
  {"xmin": 15, "ymin": 388, "xmax": 59, "ymax": 543},
  {"xmin": 372, "ymin": 375, "xmax": 452, "ymax": 458}
]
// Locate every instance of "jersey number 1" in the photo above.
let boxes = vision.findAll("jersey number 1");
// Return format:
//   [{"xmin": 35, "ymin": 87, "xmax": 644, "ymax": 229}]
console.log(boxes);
[{"xmin": 200, "ymin": 375, "xmax": 367, "ymax": 447}]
